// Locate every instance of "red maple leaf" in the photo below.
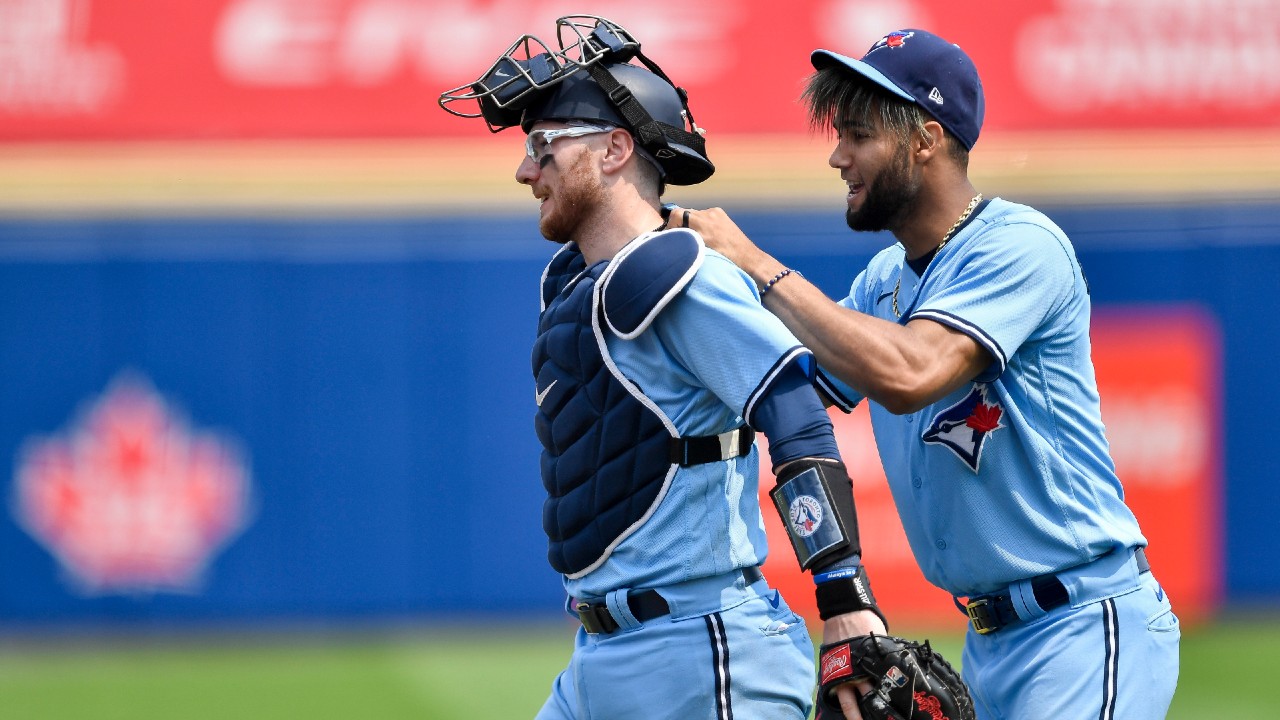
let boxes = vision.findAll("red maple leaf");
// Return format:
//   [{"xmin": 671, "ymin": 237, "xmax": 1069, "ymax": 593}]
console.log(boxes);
[
  {"xmin": 14, "ymin": 374, "xmax": 251, "ymax": 594},
  {"xmin": 966, "ymin": 401, "xmax": 1003, "ymax": 432}
]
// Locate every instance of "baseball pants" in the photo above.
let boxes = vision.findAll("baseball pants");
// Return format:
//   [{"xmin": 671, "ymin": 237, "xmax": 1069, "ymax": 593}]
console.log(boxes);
[
  {"xmin": 536, "ymin": 573, "xmax": 815, "ymax": 720},
  {"xmin": 962, "ymin": 557, "xmax": 1180, "ymax": 719}
]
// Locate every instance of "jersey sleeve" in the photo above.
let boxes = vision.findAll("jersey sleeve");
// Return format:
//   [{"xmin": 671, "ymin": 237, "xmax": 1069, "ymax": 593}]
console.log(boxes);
[
  {"xmin": 910, "ymin": 222, "xmax": 1080, "ymax": 381},
  {"xmin": 651, "ymin": 252, "xmax": 811, "ymax": 424}
]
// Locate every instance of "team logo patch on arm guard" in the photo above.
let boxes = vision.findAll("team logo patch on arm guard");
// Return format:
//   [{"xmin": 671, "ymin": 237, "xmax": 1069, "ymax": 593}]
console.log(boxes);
[
  {"xmin": 789, "ymin": 495, "xmax": 825, "ymax": 537},
  {"xmin": 770, "ymin": 465, "xmax": 850, "ymax": 569},
  {"xmin": 922, "ymin": 384, "xmax": 1004, "ymax": 472}
]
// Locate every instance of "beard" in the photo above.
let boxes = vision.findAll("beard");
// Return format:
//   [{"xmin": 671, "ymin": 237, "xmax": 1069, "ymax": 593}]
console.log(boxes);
[
  {"xmin": 539, "ymin": 151, "xmax": 607, "ymax": 245},
  {"xmin": 845, "ymin": 145, "xmax": 921, "ymax": 234}
]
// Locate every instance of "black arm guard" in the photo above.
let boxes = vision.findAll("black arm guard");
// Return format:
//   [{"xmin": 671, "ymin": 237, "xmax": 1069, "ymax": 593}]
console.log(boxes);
[
  {"xmin": 769, "ymin": 458, "xmax": 861, "ymax": 572},
  {"xmin": 770, "ymin": 458, "xmax": 886, "ymax": 623}
]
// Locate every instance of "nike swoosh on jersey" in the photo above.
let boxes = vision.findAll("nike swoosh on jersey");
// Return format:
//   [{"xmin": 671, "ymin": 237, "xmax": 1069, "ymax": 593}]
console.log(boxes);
[{"xmin": 535, "ymin": 380, "xmax": 558, "ymax": 407}]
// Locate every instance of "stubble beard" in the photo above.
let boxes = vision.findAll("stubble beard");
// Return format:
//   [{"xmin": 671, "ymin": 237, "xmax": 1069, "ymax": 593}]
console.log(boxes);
[{"xmin": 540, "ymin": 152, "xmax": 607, "ymax": 245}]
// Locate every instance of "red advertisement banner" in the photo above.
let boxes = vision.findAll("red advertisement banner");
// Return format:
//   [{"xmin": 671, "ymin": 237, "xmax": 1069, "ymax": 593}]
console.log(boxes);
[
  {"xmin": 1, "ymin": 0, "xmax": 1273, "ymax": 141},
  {"xmin": 758, "ymin": 307, "xmax": 1222, "ymax": 630}
]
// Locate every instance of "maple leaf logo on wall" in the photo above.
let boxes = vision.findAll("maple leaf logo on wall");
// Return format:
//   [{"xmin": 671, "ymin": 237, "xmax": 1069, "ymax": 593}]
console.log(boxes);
[{"xmin": 12, "ymin": 373, "xmax": 252, "ymax": 595}]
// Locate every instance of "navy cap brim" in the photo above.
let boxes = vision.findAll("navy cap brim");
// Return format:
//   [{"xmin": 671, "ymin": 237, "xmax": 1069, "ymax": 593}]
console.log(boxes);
[{"xmin": 811, "ymin": 49, "xmax": 914, "ymax": 103}]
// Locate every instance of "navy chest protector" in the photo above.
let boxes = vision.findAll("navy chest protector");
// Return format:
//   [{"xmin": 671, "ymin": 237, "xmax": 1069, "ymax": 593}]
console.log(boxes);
[{"xmin": 532, "ymin": 233, "xmax": 703, "ymax": 578}]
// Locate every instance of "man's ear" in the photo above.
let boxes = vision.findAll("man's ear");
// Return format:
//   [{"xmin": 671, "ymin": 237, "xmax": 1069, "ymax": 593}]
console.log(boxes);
[
  {"xmin": 600, "ymin": 128, "xmax": 635, "ymax": 175},
  {"xmin": 915, "ymin": 120, "xmax": 947, "ymax": 162}
]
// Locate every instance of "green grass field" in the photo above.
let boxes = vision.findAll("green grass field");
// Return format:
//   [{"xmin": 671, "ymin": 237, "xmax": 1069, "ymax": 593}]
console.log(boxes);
[{"xmin": 0, "ymin": 614, "xmax": 1268, "ymax": 719}]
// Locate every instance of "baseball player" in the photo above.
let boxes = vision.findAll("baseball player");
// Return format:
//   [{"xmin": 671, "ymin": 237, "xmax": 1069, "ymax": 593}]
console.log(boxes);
[
  {"xmin": 677, "ymin": 28, "xmax": 1181, "ymax": 720},
  {"xmin": 436, "ymin": 17, "xmax": 965, "ymax": 720}
]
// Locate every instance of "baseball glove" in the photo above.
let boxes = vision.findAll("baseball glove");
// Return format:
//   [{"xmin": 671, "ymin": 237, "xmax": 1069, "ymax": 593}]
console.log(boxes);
[{"xmin": 817, "ymin": 634, "xmax": 975, "ymax": 720}]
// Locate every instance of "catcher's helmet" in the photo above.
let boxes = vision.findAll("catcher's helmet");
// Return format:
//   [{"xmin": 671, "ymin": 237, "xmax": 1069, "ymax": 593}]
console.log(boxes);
[
  {"xmin": 519, "ymin": 62, "xmax": 713, "ymax": 185},
  {"xmin": 439, "ymin": 15, "xmax": 714, "ymax": 186}
]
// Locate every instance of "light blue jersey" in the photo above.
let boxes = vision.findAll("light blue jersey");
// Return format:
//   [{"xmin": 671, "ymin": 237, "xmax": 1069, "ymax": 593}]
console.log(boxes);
[
  {"xmin": 819, "ymin": 198, "xmax": 1177, "ymax": 720},
  {"xmin": 565, "ymin": 233, "xmax": 809, "ymax": 600},
  {"xmin": 821, "ymin": 198, "xmax": 1145, "ymax": 596}
]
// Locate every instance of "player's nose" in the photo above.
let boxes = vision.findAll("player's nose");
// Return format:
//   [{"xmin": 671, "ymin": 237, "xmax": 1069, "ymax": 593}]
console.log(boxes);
[
  {"xmin": 515, "ymin": 155, "xmax": 540, "ymax": 185},
  {"xmin": 828, "ymin": 142, "xmax": 850, "ymax": 169}
]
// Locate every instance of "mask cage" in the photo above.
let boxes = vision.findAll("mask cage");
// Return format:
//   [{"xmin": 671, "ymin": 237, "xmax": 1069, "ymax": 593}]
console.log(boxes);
[{"xmin": 438, "ymin": 15, "xmax": 641, "ymax": 133}]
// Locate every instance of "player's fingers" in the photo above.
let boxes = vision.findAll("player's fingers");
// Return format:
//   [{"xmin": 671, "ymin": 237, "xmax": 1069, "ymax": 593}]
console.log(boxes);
[
  {"xmin": 660, "ymin": 202, "xmax": 681, "ymax": 229},
  {"xmin": 660, "ymin": 203, "xmax": 695, "ymax": 230},
  {"xmin": 835, "ymin": 682, "xmax": 864, "ymax": 720}
]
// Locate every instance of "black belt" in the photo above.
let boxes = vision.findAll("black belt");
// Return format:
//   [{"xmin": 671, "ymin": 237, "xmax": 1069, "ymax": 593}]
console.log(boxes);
[
  {"xmin": 576, "ymin": 566, "xmax": 764, "ymax": 634},
  {"xmin": 669, "ymin": 426, "xmax": 755, "ymax": 467},
  {"xmin": 963, "ymin": 548, "xmax": 1150, "ymax": 635}
]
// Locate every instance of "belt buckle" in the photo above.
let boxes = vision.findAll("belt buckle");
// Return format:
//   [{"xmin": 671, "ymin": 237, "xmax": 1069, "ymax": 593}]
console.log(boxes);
[
  {"xmin": 576, "ymin": 601, "xmax": 619, "ymax": 634},
  {"xmin": 718, "ymin": 428, "xmax": 741, "ymax": 460},
  {"xmin": 965, "ymin": 597, "xmax": 1000, "ymax": 635}
]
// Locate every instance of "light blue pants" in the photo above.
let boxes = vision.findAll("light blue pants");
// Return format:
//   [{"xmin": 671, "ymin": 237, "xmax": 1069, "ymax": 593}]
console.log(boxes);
[
  {"xmin": 536, "ymin": 572, "xmax": 815, "ymax": 720},
  {"xmin": 962, "ymin": 553, "xmax": 1180, "ymax": 720}
]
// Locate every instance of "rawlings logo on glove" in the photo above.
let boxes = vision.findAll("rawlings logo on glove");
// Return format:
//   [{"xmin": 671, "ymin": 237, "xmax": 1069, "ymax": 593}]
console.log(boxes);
[
  {"xmin": 816, "ymin": 634, "xmax": 975, "ymax": 720},
  {"xmin": 820, "ymin": 644, "xmax": 853, "ymax": 685}
]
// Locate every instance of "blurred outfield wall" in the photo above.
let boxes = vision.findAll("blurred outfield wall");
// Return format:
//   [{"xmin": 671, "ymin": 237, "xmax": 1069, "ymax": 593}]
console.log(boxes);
[
  {"xmin": 2, "ymin": 0, "xmax": 1279, "ymax": 630},
  {"xmin": 3, "ymin": 206, "xmax": 1278, "ymax": 630}
]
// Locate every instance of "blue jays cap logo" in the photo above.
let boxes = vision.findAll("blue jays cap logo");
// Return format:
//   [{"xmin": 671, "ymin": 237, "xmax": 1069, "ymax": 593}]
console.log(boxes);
[
  {"xmin": 867, "ymin": 30, "xmax": 914, "ymax": 56},
  {"xmin": 922, "ymin": 384, "xmax": 1004, "ymax": 471}
]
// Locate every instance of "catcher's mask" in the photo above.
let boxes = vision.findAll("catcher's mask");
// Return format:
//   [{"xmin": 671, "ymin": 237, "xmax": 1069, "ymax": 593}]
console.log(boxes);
[{"xmin": 439, "ymin": 15, "xmax": 714, "ymax": 186}]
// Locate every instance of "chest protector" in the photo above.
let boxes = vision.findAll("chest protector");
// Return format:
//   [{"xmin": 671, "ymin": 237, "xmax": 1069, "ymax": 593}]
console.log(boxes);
[{"xmin": 532, "ymin": 234, "xmax": 702, "ymax": 578}]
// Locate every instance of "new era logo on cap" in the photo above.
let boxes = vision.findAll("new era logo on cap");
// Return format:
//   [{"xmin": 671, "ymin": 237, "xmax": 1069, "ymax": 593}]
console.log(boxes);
[{"xmin": 811, "ymin": 28, "xmax": 985, "ymax": 150}]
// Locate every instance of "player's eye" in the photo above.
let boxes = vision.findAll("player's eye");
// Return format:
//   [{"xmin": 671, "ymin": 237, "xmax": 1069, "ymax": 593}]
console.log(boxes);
[
  {"xmin": 525, "ymin": 131, "xmax": 552, "ymax": 162},
  {"xmin": 523, "ymin": 126, "xmax": 612, "ymax": 163}
]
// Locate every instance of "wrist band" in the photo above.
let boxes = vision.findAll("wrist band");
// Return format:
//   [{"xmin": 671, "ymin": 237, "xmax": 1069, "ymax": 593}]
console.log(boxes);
[
  {"xmin": 814, "ymin": 564, "xmax": 888, "ymax": 629},
  {"xmin": 759, "ymin": 268, "xmax": 800, "ymax": 297},
  {"xmin": 814, "ymin": 566, "xmax": 860, "ymax": 584}
]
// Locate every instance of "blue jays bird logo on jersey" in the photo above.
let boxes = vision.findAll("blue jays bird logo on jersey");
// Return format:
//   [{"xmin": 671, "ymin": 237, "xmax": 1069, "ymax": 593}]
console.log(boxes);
[{"xmin": 923, "ymin": 384, "xmax": 1005, "ymax": 471}]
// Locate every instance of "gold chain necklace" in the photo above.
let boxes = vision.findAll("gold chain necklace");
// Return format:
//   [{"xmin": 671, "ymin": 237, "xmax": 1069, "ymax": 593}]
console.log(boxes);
[{"xmin": 891, "ymin": 193, "xmax": 982, "ymax": 318}]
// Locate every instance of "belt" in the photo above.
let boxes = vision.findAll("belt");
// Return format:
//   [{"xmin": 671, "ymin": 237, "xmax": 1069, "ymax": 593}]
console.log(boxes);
[
  {"xmin": 669, "ymin": 426, "xmax": 755, "ymax": 467},
  {"xmin": 963, "ymin": 548, "xmax": 1150, "ymax": 635},
  {"xmin": 576, "ymin": 566, "xmax": 764, "ymax": 634}
]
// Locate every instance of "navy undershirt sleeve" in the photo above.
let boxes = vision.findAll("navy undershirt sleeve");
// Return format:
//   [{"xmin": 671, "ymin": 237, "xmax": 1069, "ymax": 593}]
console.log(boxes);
[{"xmin": 751, "ymin": 359, "xmax": 840, "ymax": 467}]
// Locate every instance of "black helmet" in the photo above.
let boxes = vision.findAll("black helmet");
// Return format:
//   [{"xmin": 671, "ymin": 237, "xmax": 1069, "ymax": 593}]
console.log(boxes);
[
  {"xmin": 519, "ymin": 62, "xmax": 713, "ymax": 185},
  {"xmin": 439, "ymin": 15, "xmax": 714, "ymax": 186}
]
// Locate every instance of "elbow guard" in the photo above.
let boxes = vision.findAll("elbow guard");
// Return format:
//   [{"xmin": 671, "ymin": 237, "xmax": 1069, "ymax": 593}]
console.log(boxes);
[{"xmin": 769, "ymin": 458, "xmax": 861, "ymax": 572}]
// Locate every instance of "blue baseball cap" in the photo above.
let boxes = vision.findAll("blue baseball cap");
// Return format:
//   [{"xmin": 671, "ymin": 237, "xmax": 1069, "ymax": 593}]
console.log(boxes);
[{"xmin": 812, "ymin": 29, "xmax": 984, "ymax": 150}]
